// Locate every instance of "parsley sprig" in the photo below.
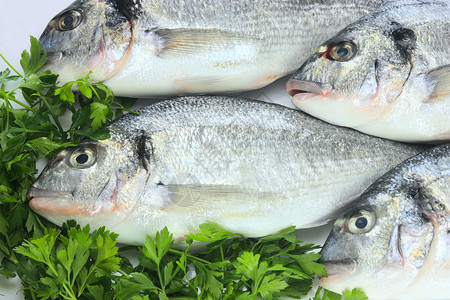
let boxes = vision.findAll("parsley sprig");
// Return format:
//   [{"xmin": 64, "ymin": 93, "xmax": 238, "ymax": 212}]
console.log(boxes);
[{"xmin": 0, "ymin": 37, "xmax": 367, "ymax": 300}]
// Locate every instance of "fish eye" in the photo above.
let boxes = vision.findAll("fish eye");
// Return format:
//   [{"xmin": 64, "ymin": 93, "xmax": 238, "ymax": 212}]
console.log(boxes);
[
  {"xmin": 347, "ymin": 209, "xmax": 375, "ymax": 234},
  {"xmin": 57, "ymin": 10, "xmax": 82, "ymax": 31},
  {"xmin": 69, "ymin": 147, "xmax": 96, "ymax": 168},
  {"xmin": 329, "ymin": 41, "xmax": 357, "ymax": 62}
]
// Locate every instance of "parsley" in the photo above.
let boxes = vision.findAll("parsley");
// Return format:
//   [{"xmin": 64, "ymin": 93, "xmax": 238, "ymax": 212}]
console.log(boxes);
[
  {"xmin": 0, "ymin": 36, "xmax": 134, "ymax": 279},
  {"xmin": 311, "ymin": 287, "xmax": 368, "ymax": 300},
  {"xmin": 0, "ymin": 38, "xmax": 368, "ymax": 299},
  {"xmin": 13, "ymin": 221, "xmax": 367, "ymax": 299}
]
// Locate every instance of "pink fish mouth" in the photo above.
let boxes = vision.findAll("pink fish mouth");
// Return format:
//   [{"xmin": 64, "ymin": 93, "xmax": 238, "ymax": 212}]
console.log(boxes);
[
  {"xmin": 27, "ymin": 186, "xmax": 82, "ymax": 216},
  {"xmin": 27, "ymin": 186, "xmax": 73, "ymax": 202},
  {"xmin": 286, "ymin": 79, "xmax": 332, "ymax": 98}
]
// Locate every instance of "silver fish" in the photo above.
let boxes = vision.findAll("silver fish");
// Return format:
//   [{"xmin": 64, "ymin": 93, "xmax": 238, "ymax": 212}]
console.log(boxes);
[
  {"xmin": 27, "ymin": 96, "xmax": 426, "ymax": 245},
  {"xmin": 319, "ymin": 144, "xmax": 449, "ymax": 299},
  {"xmin": 39, "ymin": 0, "xmax": 393, "ymax": 97},
  {"xmin": 287, "ymin": 0, "xmax": 450, "ymax": 143}
]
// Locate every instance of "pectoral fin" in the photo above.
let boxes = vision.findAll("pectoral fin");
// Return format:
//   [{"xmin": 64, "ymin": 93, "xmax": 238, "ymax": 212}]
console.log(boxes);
[
  {"xmin": 163, "ymin": 184, "xmax": 276, "ymax": 211},
  {"xmin": 153, "ymin": 28, "xmax": 261, "ymax": 57},
  {"xmin": 425, "ymin": 65, "xmax": 450, "ymax": 101}
]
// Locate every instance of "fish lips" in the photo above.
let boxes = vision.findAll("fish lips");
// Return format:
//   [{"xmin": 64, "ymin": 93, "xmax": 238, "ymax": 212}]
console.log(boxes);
[
  {"xmin": 318, "ymin": 258, "xmax": 357, "ymax": 287},
  {"xmin": 27, "ymin": 186, "xmax": 77, "ymax": 217},
  {"xmin": 286, "ymin": 79, "xmax": 378, "ymax": 128},
  {"xmin": 319, "ymin": 258, "xmax": 357, "ymax": 276},
  {"xmin": 286, "ymin": 79, "xmax": 332, "ymax": 98}
]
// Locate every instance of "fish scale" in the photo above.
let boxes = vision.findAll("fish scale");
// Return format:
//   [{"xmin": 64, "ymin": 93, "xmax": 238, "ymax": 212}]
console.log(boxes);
[{"xmin": 27, "ymin": 96, "xmax": 427, "ymax": 245}]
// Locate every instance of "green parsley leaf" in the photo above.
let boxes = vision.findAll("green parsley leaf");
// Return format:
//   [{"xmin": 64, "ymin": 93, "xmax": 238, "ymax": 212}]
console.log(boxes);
[
  {"xmin": 289, "ymin": 253, "xmax": 328, "ymax": 277},
  {"xmin": 343, "ymin": 288, "xmax": 369, "ymax": 300},
  {"xmin": 54, "ymin": 81, "xmax": 75, "ymax": 103},
  {"xmin": 90, "ymin": 102, "xmax": 110, "ymax": 131},
  {"xmin": 20, "ymin": 36, "xmax": 47, "ymax": 77}
]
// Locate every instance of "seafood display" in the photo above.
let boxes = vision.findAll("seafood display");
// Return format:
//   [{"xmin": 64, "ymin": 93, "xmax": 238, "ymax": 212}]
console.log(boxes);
[{"xmin": 4, "ymin": 0, "xmax": 447, "ymax": 298}]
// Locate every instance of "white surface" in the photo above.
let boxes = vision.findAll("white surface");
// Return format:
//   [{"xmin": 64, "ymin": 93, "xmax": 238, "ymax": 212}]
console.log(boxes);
[{"xmin": 0, "ymin": 1, "xmax": 332, "ymax": 298}]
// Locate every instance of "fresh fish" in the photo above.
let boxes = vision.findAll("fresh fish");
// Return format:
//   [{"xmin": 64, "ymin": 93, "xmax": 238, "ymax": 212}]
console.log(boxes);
[
  {"xmin": 319, "ymin": 144, "xmax": 449, "ymax": 299},
  {"xmin": 39, "ymin": 0, "xmax": 394, "ymax": 97},
  {"xmin": 27, "ymin": 96, "xmax": 426, "ymax": 245},
  {"xmin": 287, "ymin": 0, "xmax": 450, "ymax": 143}
]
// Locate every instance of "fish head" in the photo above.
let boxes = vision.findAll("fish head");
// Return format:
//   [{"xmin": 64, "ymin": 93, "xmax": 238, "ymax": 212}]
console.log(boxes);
[
  {"xmin": 27, "ymin": 137, "xmax": 149, "ymax": 229},
  {"xmin": 319, "ymin": 184, "xmax": 437, "ymax": 297},
  {"xmin": 287, "ymin": 21, "xmax": 416, "ymax": 128},
  {"xmin": 39, "ymin": 0, "xmax": 134, "ymax": 83}
]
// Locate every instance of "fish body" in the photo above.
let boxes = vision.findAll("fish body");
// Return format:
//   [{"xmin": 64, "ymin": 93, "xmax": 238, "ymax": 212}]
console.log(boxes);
[
  {"xmin": 287, "ymin": 0, "xmax": 450, "ymax": 143},
  {"xmin": 39, "ymin": 0, "xmax": 393, "ymax": 97},
  {"xmin": 319, "ymin": 144, "xmax": 450, "ymax": 299},
  {"xmin": 27, "ymin": 97, "xmax": 426, "ymax": 245}
]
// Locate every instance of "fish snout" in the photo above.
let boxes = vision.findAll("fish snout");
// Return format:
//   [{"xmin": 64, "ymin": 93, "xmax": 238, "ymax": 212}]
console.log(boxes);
[
  {"xmin": 45, "ymin": 51, "xmax": 64, "ymax": 62},
  {"xmin": 27, "ymin": 186, "xmax": 73, "ymax": 201},
  {"xmin": 286, "ymin": 79, "xmax": 332, "ymax": 97},
  {"xmin": 319, "ymin": 258, "xmax": 357, "ymax": 276}
]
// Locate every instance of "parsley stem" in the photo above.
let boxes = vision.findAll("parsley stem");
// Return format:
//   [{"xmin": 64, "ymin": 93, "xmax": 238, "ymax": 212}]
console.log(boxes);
[
  {"xmin": 62, "ymin": 282, "xmax": 77, "ymax": 300},
  {"xmin": 0, "ymin": 52, "xmax": 23, "ymax": 78},
  {"xmin": 157, "ymin": 262, "xmax": 165, "ymax": 293},
  {"xmin": 85, "ymin": 79, "xmax": 101, "ymax": 102},
  {"xmin": 169, "ymin": 249, "xmax": 211, "ymax": 265},
  {"xmin": 7, "ymin": 252, "xmax": 19, "ymax": 265},
  {"xmin": 0, "ymin": 88, "xmax": 36, "ymax": 111},
  {"xmin": 39, "ymin": 92, "xmax": 65, "ymax": 134},
  {"xmin": 118, "ymin": 269, "xmax": 130, "ymax": 279},
  {"xmin": 6, "ymin": 94, "xmax": 35, "ymax": 111},
  {"xmin": 112, "ymin": 103, "xmax": 139, "ymax": 115}
]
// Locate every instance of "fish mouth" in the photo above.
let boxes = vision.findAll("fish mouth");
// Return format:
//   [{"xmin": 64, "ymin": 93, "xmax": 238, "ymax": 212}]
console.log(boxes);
[
  {"xmin": 39, "ymin": 51, "xmax": 64, "ymax": 72},
  {"xmin": 319, "ymin": 258, "xmax": 357, "ymax": 276},
  {"xmin": 287, "ymin": 79, "xmax": 377, "ymax": 128},
  {"xmin": 27, "ymin": 186, "xmax": 73, "ymax": 201},
  {"xmin": 27, "ymin": 186, "xmax": 78, "ymax": 216},
  {"xmin": 286, "ymin": 79, "xmax": 332, "ymax": 98},
  {"xmin": 318, "ymin": 258, "xmax": 358, "ymax": 291}
]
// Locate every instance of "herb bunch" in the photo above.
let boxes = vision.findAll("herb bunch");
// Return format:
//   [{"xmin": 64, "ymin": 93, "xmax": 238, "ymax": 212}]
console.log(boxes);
[
  {"xmin": 15, "ymin": 221, "xmax": 364, "ymax": 300},
  {"xmin": 0, "ymin": 38, "xmax": 366, "ymax": 300},
  {"xmin": 0, "ymin": 36, "xmax": 134, "ymax": 279}
]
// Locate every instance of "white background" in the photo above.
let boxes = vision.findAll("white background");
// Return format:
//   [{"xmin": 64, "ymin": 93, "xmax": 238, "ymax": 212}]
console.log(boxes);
[{"xmin": 0, "ymin": 1, "xmax": 332, "ymax": 298}]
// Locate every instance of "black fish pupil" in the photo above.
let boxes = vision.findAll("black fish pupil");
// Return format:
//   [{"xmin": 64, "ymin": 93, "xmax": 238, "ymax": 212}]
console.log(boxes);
[
  {"xmin": 76, "ymin": 154, "xmax": 89, "ymax": 165},
  {"xmin": 64, "ymin": 15, "xmax": 74, "ymax": 27},
  {"xmin": 355, "ymin": 217, "xmax": 368, "ymax": 229},
  {"xmin": 337, "ymin": 47, "xmax": 349, "ymax": 58}
]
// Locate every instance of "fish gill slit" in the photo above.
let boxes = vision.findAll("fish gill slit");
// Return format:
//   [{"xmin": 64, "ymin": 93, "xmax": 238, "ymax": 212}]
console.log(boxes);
[
  {"xmin": 374, "ymin": 59, "xmax": 381, "ymax": 96},
  {"xmin": 95, "ymin": 171, "xmax": 119, "ymax": 213},
  {"xmin": 396, "ymin": 225, "xmax": 405, "ymax": 264},
  {"xmin": 396, "ymin": 60, "xmax": 414, "ymax": 100}
]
